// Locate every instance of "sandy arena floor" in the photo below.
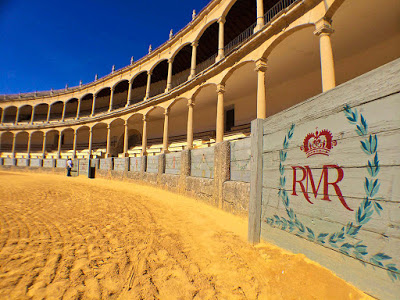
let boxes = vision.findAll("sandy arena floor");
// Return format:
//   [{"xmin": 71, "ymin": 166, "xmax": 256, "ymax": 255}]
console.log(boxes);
[{"xmin": 0, "ymin": 171, "xmax": 372, "ymax": 299}]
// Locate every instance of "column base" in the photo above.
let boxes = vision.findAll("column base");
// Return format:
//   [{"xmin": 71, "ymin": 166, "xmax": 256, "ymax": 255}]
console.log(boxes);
[{"xmin": 122, "ymin": 153, "xmax": 130, "ymax": 158}]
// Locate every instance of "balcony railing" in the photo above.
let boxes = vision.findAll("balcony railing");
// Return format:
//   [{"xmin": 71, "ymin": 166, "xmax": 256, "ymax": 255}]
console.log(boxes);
[
  {"xmin": 264, "ymin": 0, "xmax": 299, "ymax": 24},
  {"xmin": 224, "ymin": 23, "xmax": 257, "ymax": 56}
]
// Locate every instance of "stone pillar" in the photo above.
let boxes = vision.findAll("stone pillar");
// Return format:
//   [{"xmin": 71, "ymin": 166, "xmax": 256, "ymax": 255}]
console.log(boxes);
[
  {"xmin": 213, "ymin": 141, "xmax": 230, "ymax": 209},
  {"xmin": 27, "ymin": 133, "xmax": 32, "ymax": 158},
  {"xmin": 42, "ymin": 133, "xmax": 47, "ymax": 159},
  {"xmin": 186, "ymin": 99, "xmax": 195, "ymax": 150},
  {"xmin": 255, "ymin": 0, "xmax": 264, "ymax": 32},
  {"xmin": 178, "ymin": 150, "xmax": 191, "ymax": 192},
  {"xmin": 216, "ymin": 84, "xmax": 225, "ymax": 143},
  {"xmin": 255, "ymin": 58, "xmax": 268, "ymax": 119},
  {"xmin": 30, "ymin": 106, "xmax": 35, "ymax": 124},
  {"xmin": 108, "ymin": 87, "xmax": 115, "ymax": 112},
  {"xmin": 0, "ymin": 109, "xmax": 5, "ymax": 124},
  {"xmin": 162, "ymin": 108, "xmax": 170, "ymax": 153},
  {"xmin": 61, "ymin": 102, "xmax": 66, "ymax": 122},
  {"xmin": 166, "ymin": 59, "xmax": 173, "ymax": 91},
  {"xmin": 106, "ymin": 124, "xmax": 112, "ymax": 158},
  {"xmin": 141, "ymin": 115, "xmax": 148, "ymax": 155},
  {"xmin": 57, "ymin": 132, "xmax": 62, "ymax": 159},
  {"xmin": 123, "ymin": 120, "xmax": 129, "ymax": 157},
  {"xmin": 126, "ymin": 79, "xmax": 133, "ymax": 107},
  {"xmin": 189, "ymin": 41, "xmax": 198, "ymax": 79},
  {"xmin": 88, "ymin": 128, "xmax": 93, "ymax": 158},
  {"xmin": 145, "ymin": 71, "xmax": 152, "ymax": 99},
  {"xmin": 91, "ymin": 94, "xmax": 97, "ymax": 116},
  {"xmin": 314, "ymin": 19, "xmax": 336, "ymax": 92},
  {"xmin": 217, "ymin": 17, "xmax": 225, "ymax": 60},
  {"xmin": 46, "ymin": 105, "xmax": 51, "ymax": 123},
  {"xmin": 11, "ymin": 134, "xmax": 16, "ymax": 158},
  {"xmin": 72, "ymin": 131, "xmax": 77, "ymax": 158},
  {"xmin": 76, "ymin": 99, "xmax": 82, "ymax": 119},
  {"xmin": 15, "ymin": 107, "xmax": 20, "ymax": 125}
]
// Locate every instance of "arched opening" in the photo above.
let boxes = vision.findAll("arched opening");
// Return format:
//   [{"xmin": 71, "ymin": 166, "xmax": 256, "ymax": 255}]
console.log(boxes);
[
  {"xmin": 330, "ymin": 0, "xmax": 400, "ymax": 85},
  {"xmin": 15, "ymin": 131, "xmax": 29, "ymax": 157},
  {"xmin": 223, "ymin": 61, "xmax": 257, "ymax": 136},
  {"xmin": 196, "ymin": 22, "xmax": 219, "ymax": 73},
  {"xmin": 2, "ymin": 106, "xmax": 17, "ymax": 124},
  {"xmin": 109, "ymin": 119, "xmax": 125, "ymax": 157},
  {"xmin": 17, "ymin": 105, "xmax": 32, "ymax": 124},
  {"xmin": 192, "ymin": 84, "xmax": 218, "ymax": 144},
  {"xmin": 33, "ymin": 104, "xmax": 49, "ymax": 123},
  {"xmin": 65, "ymin": 98, "xmax": 78, "ymax": 119},
  {"xmin": 60, "ymin": 128, "xmax": 75, "ymax": 158},
  {"xmin": 94, "ymin": 88, "xmax": 111, "ymax": 114},
  {"xmin": 75, "ymin": 126, "xmax": 90, "ymax": 158},
  {"xmin": 130, "ymin": 72, "xmax": 148, "ymax": 105},
  {"xmin": 113, "ymin": 80, "xmax": 129, "ymax": 110},
  {"xmin": 92, "ymin": 123, "xmax": 108, "ymax": 158},
  {"xmin": 149, "ymin": 60, "xmax": 168, "ymax": 98},
  {"xmin": 167, "ymin": 99, "xmax": 190, "ymax": 150},
  {"xmin": 265, "ymin": 26, "xmax": 321, "ymax": 116},
  {"xmin": 0, "ymin": 132, "xmax": 13, "ymax": 155},
  {"xmin": 127, "ymin": 114, "xmax": 144, "ymax": 156},
  {"xmin": 80, "ymin": 94, "xmax": 93, "ymax": 118},
  {"xmin": 171, "ymin": 44, "xmax": 192, "ymax": 88},
  {"xmin": 146, "ymin": 107, "xmax": 165, "ymax": 155},
  {"xmin": 44, "ymin": 130, "xmax": 59, "ymax": 158},
  {"xmin": 49, "ymin": 101, "xmax": 63, "ymax": 121},
  {"xmin": 30, "ymin": 131, "xmax": 44, "ymax": 158}
]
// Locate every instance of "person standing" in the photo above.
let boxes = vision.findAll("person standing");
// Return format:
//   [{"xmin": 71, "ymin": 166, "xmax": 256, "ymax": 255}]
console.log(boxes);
[{"xmin": 66, "ymin": 158, "xmax": 73, "ymax": 177}]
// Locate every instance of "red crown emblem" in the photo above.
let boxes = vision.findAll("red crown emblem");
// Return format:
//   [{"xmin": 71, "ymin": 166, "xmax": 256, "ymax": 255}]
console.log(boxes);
[{"xmin": 300, "ymin": 129, "xmax": 337, "ymax": 158}]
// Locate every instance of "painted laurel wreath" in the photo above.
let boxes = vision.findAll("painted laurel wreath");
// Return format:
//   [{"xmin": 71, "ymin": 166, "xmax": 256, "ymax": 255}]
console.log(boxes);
[{"xmin": 265, "ymin": 104, "xmax": 399, "ymax": 281}]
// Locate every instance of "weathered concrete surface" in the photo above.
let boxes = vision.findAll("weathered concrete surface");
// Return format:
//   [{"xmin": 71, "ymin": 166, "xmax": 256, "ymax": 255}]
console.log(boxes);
[{"xmin": 223, "ymin": 181, "xmax": 250, "ymax": 217}]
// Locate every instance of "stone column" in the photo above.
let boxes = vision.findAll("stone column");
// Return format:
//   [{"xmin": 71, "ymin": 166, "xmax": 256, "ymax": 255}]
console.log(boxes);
[
  {"xmin": 30, "ymin": 106, "xmax": 35, "ymax": 124},
  {"xmin": 126, "ymin": 79, "xmax": 133, "ymax": 107},
  {"xmin": 255, "ymin": 0, "xmax": 264, "ymax": 32},
  {"xmin": 91, "ymin": 94, "xmax": 97, "ymax": 116},
  {"xmin": 255, "ymin": 58, "xmax": 268, "ymax": 119},
  {"xmin": 72, "ymin": 131, "xmax": 77, "ymax": 158},
  {"xmin": 106, "ymin": 124, "xmax": 111, "ymax": 158},
  {"xmin": 123, "ymin": 120, "xmax": 129, "ymax": 157},
  {"xmin": 141, "ymin": 115, "xmax": 148, "ymax": 155},
  {"xmin": 190, "ymin": 41, "xmax": 198, "ymax": 79},
  {"xmin": 27, "ymin": 133, "xmax": 32, "ymax": 158},
  {"xmin": 46, "ymin": 105, "xmax": 51, "ymax": 123},
  {"xmin": 216, "ymin": 84, "xmax": 225, "ymax": 143},
  {"xmin": 61, "ymin": 102, "xmax": 66, "ymax": 122},
  {"xmin": 0, "ymin": 109, "xmax": 5, "ymax": 124},
  {"xmin": 314, "ymin": 19, "xmax": 336, "ymax": 92},
  {"xmin": 42, "ymin": 133, "xmax": 47, "ymax": 159},
  {"xmin": 11, "ymin": 134, "xmax": 16, "ymax": 158},
  {"xmin": 15, "ymin": 107, "xmax": 20, "ymax": 125},
  {"xmin": 88, "ymin": 128, "xmax": 93, "ymax": 158},
  {"xmin": 186, "ymin": 99, "xmax": 195, "ymax": 150},
  {"xmin": 162, "ymin": 108, "xmax": 170, "ymax": 153},
  {"xmin": 108, "ymin": 87, "xmax": 115, "ymax": 112},
  {"xmin": 57, "ymin": 132, "xmax": 62, "ymax": 159},
  {"xmin": 76, "ymin": 99, "xmax": 82, "ymax": 119},
  {"xmin": 145, "ymin": 71, "xmax": 152, "ymax": 99},
  {"xmin": 217, "ymin": 17, "xmax": 225, "ymax": 60},
  {"xmin": 166, "ymin": 59, "xmax": 173, "ymax": 91}
]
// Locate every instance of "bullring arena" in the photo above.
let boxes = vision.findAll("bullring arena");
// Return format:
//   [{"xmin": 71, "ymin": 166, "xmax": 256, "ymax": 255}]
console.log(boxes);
[{"xmin": 1, "ymin": 0, "xmax": 399, "ymax": 298}]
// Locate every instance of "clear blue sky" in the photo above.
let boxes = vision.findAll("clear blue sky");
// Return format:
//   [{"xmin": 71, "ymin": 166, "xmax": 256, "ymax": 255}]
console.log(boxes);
[{"xmin": 0, "ymin": 0, "xmax": 210, "ymax": 94}]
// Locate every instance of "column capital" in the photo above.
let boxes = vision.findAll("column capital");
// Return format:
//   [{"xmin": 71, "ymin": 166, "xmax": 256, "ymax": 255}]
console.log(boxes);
[
  {"xmin": 187, "ymin": 98, "xmax": 195, "ymax": 107},
  {"xmin": 255, "ymin": 58, "xmax": 268, "ymax": 72},
  {"xmin": 191, "ymin": 41, "xmax": 198, "ymax": 47},
  {"xmin": 147, "ymin": 70, "xmax": 152, "ymax": 76},
  {"xmin": 218, "ymin": 16, "xmax": 226, "ymax": 24},
  {"xmin": 107, "ymin": 124, "xmax": 111, "ymax": 129},
  {"xmin": 124, "ymin": 119, "xmax": 129, "ymax": 126},
  {"xmin": 110, "ymin": 86, "xmax": 116, "ymax": 92},
  {"xmin": 168, "ymin": 58, "xmax": 174, "ymax": 64},
  {"xmin": 89, "ymin": 127, "xmax": 93, "ymax": 133},
  {"xmin": 143, "ymin": 115, "xmax": 147, "ymax": 122},
  {"xmin": 216, "ymin": 84, "xmax": 225, "ymax": 94},
  {"xmin": 314, "ymin": 18, "xmax": 334, "ymax": 37},
  {"xmin": 164, "ymin": 107, "xmax": 170, "ymax": 115}
]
